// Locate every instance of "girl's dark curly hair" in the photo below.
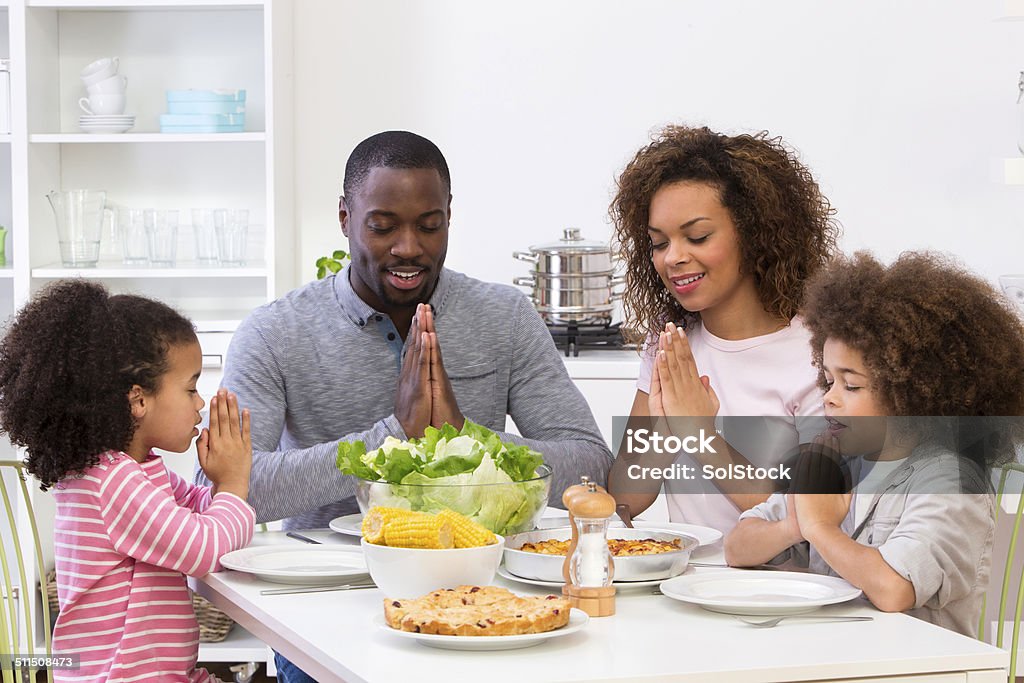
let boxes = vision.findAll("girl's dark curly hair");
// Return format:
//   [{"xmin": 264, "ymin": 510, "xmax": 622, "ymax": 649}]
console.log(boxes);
[
  {"xmin": 0, "ymin": 280, "xmax": 197, "ymax": 489},
  {"xmin": 611, "ymin": 125, "xmax": 840, "ymax": 343},
  {"xmin": 802, "ymin": 251, "xmax": 1024, "ymax": 467}
]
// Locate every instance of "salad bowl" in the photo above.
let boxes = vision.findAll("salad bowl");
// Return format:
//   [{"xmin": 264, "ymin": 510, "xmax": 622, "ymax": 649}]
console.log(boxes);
[
  {"xmin": 339, "ymin": 421, "xmax": 553, "ymax": 536},
  {"xmin": 354, "ymin": 466, "xmax": 552, "ymax": 536}
]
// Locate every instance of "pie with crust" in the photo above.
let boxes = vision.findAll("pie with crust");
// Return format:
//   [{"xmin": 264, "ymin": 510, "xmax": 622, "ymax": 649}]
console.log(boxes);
[{"xmin": 383, "ymin": 585, "xmax": 571, "ymax": 636}]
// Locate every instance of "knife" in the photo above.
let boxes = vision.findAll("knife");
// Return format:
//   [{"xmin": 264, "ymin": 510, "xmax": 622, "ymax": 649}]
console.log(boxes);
[{"xmin": 286, "ymin": 531, "xmax": 321, "ymax": 545}]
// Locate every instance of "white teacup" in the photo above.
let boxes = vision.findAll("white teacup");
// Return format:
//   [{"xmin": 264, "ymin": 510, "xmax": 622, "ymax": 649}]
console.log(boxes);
[
  {"xmin": 79, "ymin": 94, "xmax": 127, "ymax": 116},
  {"xmin": 87, "ymin": 74, "xmax": 127, "ymax": 95},
  {"xmin": 80, "ymin": 57, "xmax": 119, "ymax": 88}
]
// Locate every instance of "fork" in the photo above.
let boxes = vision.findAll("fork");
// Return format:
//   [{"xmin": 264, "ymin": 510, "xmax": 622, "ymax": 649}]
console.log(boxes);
[{"xmin": 734, "ymin": 615, "xmax": 874, "ymax": 628}]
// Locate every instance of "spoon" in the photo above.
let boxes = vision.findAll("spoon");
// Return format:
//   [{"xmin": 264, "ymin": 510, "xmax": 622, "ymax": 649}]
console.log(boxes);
[{"xmin": 735, "ymin": 615, "xmax": 874, "ymax": 628}]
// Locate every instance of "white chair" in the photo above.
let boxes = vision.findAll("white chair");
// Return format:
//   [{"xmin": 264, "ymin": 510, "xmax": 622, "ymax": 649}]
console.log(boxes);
[{"xmin": 0, "ymin": 460, "xmax": 54, "ymax": 683}]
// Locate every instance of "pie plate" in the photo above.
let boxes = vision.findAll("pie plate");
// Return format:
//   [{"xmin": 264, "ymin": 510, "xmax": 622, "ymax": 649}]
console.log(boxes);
[
  {"xmin": 373, "ymin": 608, "xmax": 588, "ymax": 651},
  {"xmin": 219, "ymin": 544, "xmax": 368, "ymax": 585},
  {"xmin": 658, "ymin": 570, "xmax": 862, "ymax": 616}
]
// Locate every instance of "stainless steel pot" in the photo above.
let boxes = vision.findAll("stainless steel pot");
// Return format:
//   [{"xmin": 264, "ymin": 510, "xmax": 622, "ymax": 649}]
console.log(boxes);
[
  {"xmin": 522, "ymin": 281, "xmax": 623, "ymax": 309},
  {"xmin": 513, "ymin": 227, "xmax": 615, "ymax": 275},
  {"xmin": 514, "ymin": 273, "xmax": 624, "ymax": 290}
]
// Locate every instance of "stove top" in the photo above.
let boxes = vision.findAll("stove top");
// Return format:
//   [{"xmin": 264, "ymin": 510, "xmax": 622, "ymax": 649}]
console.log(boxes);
[{"xmin": 546, "ymin": 321, "xmax": 628, "ymax": 357}]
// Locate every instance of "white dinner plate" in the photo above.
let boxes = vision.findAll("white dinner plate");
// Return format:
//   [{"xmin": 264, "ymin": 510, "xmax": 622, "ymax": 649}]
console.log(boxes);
[
  {"xmin": 374, "ymin": 608, "xmax": 588, "ymax": 651},
  {"xmin": 659, "ymin": 570, "xmax": 862, "ymax": 616},
  {"xmin": 329, "ymin": 513, "xmax": 365, "ymax": 536},
  {"xmin": 220, "ymin": 544, "xmax": 368, "ymax": 585},
  {"xmin": 80, "ymin": 124, "xmax": 133, "ymax": 134},
  {"xmin": 330, "ymin": 512, "xmax": 572, "ymax": 537},
  {"xmin": 496, "ymin": 564, "xmax": 664, "ymax": 589}
]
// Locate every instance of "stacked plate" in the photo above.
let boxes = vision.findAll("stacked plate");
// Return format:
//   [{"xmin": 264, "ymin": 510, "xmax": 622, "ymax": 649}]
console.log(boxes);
[{"xmin": 79, "ymin": 114, "xmax": 135, "ymax": 134}]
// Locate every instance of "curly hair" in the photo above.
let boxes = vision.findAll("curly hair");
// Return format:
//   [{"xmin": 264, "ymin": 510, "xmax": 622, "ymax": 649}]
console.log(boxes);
[
  {"xmin": 802, "ymin": 251, "xmax": 1024, "ymax": 466},
  {"xmin": 0, "ymin": 280, "xmax": 197, "ymax": 489},
  {"xmin": 611, "ymin": 125, "xmax": 840, "ymax": 343}
]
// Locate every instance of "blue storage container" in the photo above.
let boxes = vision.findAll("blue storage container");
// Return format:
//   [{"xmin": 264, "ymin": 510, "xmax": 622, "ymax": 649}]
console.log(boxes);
[
  {"xmin": 160, "ymin": 124, "xmax": 246, "ymax": 134},
  {"xmin": 167, "ymin": 101, "xmax": 246, "ymax": 115},
  {"xmin": 159, "ymin": 113, "xmax": 245, "ymax": 127},
  {"xmin": 165, "ymin": 89, "xmax": 246, "ymax": 103}
]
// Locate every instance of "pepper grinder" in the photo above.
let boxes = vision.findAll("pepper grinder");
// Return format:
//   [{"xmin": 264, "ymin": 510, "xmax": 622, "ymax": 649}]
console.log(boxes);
[{"xmin": 561, "ymin": 476, "xmax": 616, "ymax": 617}]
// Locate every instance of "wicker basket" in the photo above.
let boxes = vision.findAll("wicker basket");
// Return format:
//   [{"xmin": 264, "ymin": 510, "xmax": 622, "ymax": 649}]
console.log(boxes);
[
  {"xmin": 192, "ymin": 593, "xmax": 235, "ymax": 643},
  {"xmin": 44, "ymin": 570, "xmax": 60, "ymax": 621},
  {"xmin": 45, "ymin": 570, "xmax": 234, "ymax": 643}
]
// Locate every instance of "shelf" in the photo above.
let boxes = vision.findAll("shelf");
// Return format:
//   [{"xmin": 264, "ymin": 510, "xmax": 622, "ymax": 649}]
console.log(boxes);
[
  {"xmin": 27, "ymin": 0, "xmax": 263, "ymax": 9},
  {"xmin": 0, "ymin": 268, "xmax": 14, "ymax": 279},
  {"xmin": 32, "ymin": 262, "xmax": 269, "ymax": 278},
  {"xmin": 0, "ymin": 134, "xmax": 11, "ymax": 143},
  {"xmin": 197, "ymin": 625, "xmax": 268, "ymax": 664},
  {"xmin": 31, "ymin": 132, "xmax": 266, "ymax": 144},
  {"xmin": 1005, "ymin": 158, "xmax": 1024, "ymax": 184}
]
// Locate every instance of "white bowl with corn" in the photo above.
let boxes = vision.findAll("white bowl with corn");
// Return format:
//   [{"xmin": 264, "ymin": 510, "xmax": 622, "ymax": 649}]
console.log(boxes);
[{"xmin": 360, "ymin": 506, "xmax": 505, "ymax": 599}]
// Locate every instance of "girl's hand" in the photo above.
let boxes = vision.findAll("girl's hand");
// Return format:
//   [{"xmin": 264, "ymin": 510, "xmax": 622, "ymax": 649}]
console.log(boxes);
[
  {"xmin": 197, "ymin": 389, "xmax": 252, "ymax": 500},
  {"xmin": 657, "ymin": 323, "xmax": 719, "ymax": 417}
]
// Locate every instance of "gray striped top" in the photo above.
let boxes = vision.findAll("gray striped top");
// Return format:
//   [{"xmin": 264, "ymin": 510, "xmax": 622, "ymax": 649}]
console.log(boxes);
[{"xmin": 195, "ymin": 266, "xmax": 612, "ymax": 529}]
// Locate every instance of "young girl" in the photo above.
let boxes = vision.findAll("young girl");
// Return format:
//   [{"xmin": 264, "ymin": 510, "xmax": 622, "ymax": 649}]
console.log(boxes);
[
  {"xmin": 724, "ymin": 251, "xmax": 1024, "ymax": 636},
  {"xmin": 607, "ymin": 124, "xmax": 840, "ymax": 532},
  {"xmin": 0, "ymin": 280, "xmax": 256, "ymax": 682}
]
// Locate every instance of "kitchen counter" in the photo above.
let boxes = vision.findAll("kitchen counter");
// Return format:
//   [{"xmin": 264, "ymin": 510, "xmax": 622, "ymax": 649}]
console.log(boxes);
[{"xmin": 560, "ymin": 348, "xmax": 642, "ymax": 380}]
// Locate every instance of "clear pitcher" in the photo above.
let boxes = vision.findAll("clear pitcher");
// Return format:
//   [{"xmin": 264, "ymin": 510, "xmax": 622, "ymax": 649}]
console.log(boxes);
[{"xmin": 47, "ymin": 190, "xmax": 107, "ymax": 267}]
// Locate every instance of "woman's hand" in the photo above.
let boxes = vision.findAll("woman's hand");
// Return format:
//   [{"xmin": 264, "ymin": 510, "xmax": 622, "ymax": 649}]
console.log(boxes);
[
  {"xmin": 656, "ymin": 323, "xmax": 719, "ymax": 417},
  {"xmin": 197, "ymin": 389, "xmax": 252, "ymax": 500}
]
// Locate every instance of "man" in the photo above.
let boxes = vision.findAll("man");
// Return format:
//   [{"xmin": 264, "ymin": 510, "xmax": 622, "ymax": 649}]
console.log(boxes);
[
  {"xmin": 199, "ymin": 129, "xmax": 611, "ymax": 527},
  {"xmin": 199, "ymin": 131, "xmax": 611, "ymax": 681}
]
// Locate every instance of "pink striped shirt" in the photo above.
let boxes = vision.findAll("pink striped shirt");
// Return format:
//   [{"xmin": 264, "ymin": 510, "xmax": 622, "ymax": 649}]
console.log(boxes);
[{"xmin": 51, "ymin": 451, "xmax": 255, "ymax": 683}]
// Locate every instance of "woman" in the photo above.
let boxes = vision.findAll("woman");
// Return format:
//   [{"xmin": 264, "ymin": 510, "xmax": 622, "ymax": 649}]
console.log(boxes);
[{"xmin": 607, "ymin": 124, "xmax": 840, "ymax": 533}]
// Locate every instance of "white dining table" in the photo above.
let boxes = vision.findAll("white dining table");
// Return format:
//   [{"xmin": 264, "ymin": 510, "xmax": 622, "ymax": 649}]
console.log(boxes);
[{"xmin": 191, "ymin": 529, "xmax": 1009, "ymax": 683}]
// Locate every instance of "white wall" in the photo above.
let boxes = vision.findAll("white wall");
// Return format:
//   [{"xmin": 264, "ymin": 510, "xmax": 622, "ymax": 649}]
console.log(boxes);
[{"xmin": 291, "ymin": 0, "xmax": 1024, "ymax": 294}]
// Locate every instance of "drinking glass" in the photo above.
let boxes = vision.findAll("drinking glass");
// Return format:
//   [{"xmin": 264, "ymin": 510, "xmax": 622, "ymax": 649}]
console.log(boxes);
[
  {"xmin": 144, "ymin": 209, "xmax": 179, "ymax": 266},
  {"xmin": 191, "ymin": 209, "xmax": 218, "ymax": 264},
  {"xmin": 119, "ymin": 208, "xmax": 147, "ymax": 264},
  {"xmin": 214, "ymin": 209, "xmax": 248, "ymax": 266}
]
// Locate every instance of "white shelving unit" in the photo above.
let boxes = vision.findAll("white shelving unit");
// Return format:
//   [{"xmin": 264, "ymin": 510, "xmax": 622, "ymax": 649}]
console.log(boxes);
[{"xmin": 1, "ymin": 0, "xmax": 293, "ymax": 672}]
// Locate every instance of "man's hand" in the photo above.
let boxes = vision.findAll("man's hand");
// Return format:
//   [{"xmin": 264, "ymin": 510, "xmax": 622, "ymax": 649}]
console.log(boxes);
[
  {"xmin": 395, "ymin": 310, "xmax": 432, "ymax": 438},
  {"xmin": 419, "ymin": 304, "xmax": 464, "ymax": 430},
  {"xmin": 657, "ymin": 323, "xmax": 719, "ymax": 418},
  {"xmin": 197, "ymin": 390, "xmax": 252, "ymax": 500}
]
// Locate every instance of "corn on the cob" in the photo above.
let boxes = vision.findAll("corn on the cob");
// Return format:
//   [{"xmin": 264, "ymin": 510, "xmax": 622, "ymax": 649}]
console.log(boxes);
[
  {"xmin": 382, "ymin": 515, "xmax": 454, "ymax": 549},
  {"xmin": 362, "ymin": 506, "xmax": 420, "ymax": 544},
  {"xmin": 436, "ymin": 509, "xmax": 496, "ymax": 548}
]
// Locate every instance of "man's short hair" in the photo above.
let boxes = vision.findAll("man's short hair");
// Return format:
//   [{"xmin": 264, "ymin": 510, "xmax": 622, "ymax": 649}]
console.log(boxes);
[{"xmin": 343, "ymin": 131, "xmax": 451, "ymax": 199}]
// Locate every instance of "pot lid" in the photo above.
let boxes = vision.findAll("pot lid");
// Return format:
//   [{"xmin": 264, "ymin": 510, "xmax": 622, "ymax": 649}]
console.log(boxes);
[{"xmin": 528, "ymin": 228, "xmax": 611, "ymax": 254}]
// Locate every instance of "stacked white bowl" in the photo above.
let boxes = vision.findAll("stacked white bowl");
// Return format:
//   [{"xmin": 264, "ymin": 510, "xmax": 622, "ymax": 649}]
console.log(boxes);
[{"xmin": 79, "ymin": 57, "xmax": 134, "ymax": 134}]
